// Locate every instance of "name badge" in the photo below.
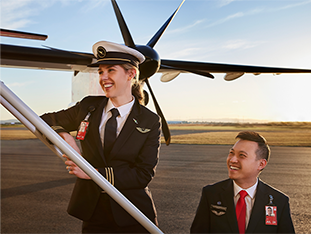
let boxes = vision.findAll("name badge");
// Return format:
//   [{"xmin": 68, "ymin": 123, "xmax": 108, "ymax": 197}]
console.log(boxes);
[
  {"xmin": 76, "ymin": 106, "xmax": 95, "ymax": 141},
  {"xmin": 76, "ymin": 121, "xmax": 89, "ymax": 140},
  {"xmin": 265, "ymin": 205, "xmax": 277, "ymax": 225}
]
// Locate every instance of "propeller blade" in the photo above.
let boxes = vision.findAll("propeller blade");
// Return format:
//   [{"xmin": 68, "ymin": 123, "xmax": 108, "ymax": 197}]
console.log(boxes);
[
  {"xmin": 147, "ymin": 0, "xmax": 185, "ymax": 48},
  {"xmin": 145, "ymin": 79, "xmax": 171, "ymax": 146},
  {"xmin": 161, "ymin": 64, "xmax": 214, "ymax": 79},
  {"xmin": 0, "ymin": 28, "xmax": 48, "ymax": 41},
  {"xmin": 111, "ymin": 0, "xmax": 135, "ymax": 48}
]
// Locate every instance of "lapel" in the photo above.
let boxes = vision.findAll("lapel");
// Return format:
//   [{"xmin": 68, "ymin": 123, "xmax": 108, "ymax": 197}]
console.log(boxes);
[
  {"xmin": 246, "ymin": 179, "xmax": 267, "ymax": 233},
  {"xmin": 221, "ymin": 179, "xmax": 239, "ymax": 233},
  {"xmin": 89, "ymin": 97, "xmax": 108, "ymax": 165},
  {"xmin": 109, "ymin": 99, "xmax": 142, "ymax": 158}
]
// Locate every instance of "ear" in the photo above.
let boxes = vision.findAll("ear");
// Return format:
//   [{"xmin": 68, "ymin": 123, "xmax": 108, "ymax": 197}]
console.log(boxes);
[
  {"xmin": 127, "ymin": 69, "xmax": 136, "ymax": 81},
  {"xmin": 258, "ymin": 159, "xmax": 267, "ymax": 171}
]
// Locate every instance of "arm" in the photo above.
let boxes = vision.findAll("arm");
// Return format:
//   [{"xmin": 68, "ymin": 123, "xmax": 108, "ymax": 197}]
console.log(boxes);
[
  {"xmin": 277, "ymin": 197, "xmax": 295, "ymax": 233},
  {"xmin": 40, "ymin": 101, "xmax": 92, "ymax": 179},
  {"xmin": 40, "ymin": 101, "xmax": 82, "ymax": 133},
  {"xmin": 191, "ymin": 187, "xmax": 210, "ymax": 233}
]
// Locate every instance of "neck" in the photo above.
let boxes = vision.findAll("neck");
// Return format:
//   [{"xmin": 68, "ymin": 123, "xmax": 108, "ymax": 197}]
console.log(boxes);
[
  {"xmin": 110, "ymin": 94, "xmax": 133, "ymax": 107},
  {"xmin": 234, "ymin": 178, "xmax": 258, "ymax": 189}
]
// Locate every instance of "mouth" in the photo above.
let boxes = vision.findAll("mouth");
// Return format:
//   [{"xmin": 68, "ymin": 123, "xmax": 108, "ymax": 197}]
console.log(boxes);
[
  {"xmin": 229, "ymin": 165, "xmax": 240, "ymax": 170},
  {"xmin": 103, "ymin": 83, "xmax": 113, "ymax": 89}
]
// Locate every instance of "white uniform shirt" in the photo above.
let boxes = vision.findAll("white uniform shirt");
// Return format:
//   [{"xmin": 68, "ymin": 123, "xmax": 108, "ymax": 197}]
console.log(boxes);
[
  {"xmin": 99, "ymin": 97, "xmax": 135, "ymax": 145},
  {"xmin": 233, "ymin": 179, "xmax": 258, "ymax": 229}
]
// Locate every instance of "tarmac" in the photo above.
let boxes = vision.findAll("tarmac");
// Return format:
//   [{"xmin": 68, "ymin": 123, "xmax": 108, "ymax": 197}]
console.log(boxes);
[{"xmin": 1, "ymin": 134, "xmax": 311, "ymax": 233}]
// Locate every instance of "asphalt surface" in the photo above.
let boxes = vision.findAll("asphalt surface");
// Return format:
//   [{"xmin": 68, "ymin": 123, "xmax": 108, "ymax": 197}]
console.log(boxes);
[{"xmin": 1, "ymin": 138, "xmax": 311, "ymax": 233}]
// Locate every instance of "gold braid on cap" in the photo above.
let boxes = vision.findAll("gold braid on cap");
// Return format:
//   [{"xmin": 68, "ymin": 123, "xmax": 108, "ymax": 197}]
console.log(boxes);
[{"xmin": 97, "ymin": 58, "xmax": 131, "ymax": 63}]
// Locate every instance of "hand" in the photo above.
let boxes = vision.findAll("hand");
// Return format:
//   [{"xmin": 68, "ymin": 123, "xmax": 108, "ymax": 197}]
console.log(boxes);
[
  {"xmin": 63, "ymin": 155, "xmax": 91, "ymax": 180},
  {"xmin": 58, "ymin": 132, "xmax": 90, "ymax": 179}
]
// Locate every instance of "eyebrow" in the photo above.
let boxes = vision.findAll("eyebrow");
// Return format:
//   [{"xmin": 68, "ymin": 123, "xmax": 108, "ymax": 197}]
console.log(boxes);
[
  {"xmin": 239, "ymin": 150, "xmax": 248, "ymax": 155},
  {"xmin": 229, "ymin": 148, "xmax": 248, "ymax": 155},
  {"xmin": 98, "ymin": 65, "xmax": 114, "ymax": 71}
]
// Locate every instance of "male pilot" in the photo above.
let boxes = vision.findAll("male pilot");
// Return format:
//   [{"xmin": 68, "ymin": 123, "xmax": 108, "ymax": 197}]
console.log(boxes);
[{"xmin": 190, "ymin": 131, "xmax": 295, "ymax": 233}]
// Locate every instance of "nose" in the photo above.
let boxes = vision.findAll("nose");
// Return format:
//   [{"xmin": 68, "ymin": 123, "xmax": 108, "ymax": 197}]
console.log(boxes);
[
  {"xmin": 99, "ymin": 71, "xmax": 108, "ymax": 81},
  {"xmin": 228, "ymin": 154, "xmax": 238, "ymax": 163}
]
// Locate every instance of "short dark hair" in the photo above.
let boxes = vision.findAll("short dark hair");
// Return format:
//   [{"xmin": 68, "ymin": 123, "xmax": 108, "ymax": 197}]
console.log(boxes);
[{"xmin": 235, "ymin": 131, "xmax": 270, "ymax": 162}]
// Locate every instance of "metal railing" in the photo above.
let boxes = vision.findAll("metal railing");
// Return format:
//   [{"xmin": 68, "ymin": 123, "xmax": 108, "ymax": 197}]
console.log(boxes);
[{"xmin": 0, "ymin": 81, "xmax": 163, "ymax": 234}]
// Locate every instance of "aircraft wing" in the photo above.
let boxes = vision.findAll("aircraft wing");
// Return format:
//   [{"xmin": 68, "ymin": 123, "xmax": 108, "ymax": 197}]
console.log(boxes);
[
  {"xmin": 159, "ymin": 59, "xmax": 311, "ymax": 81},
  {"xmin": 2, "ymin": 43, "xmax": 310, "ymax": 81},
  {"xmin": 0, "ymin": 44, "xmax": 94, "ymax": 72}
]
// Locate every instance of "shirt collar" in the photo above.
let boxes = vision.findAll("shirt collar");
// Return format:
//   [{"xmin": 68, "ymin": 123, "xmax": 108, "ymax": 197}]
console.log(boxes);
[
  {"xmin": 105, "ymin": 97, "xmax": 135, "ymax": 118},
  {"xmin": 233, "ymin": 179, "xmax": 258, "ymax": 199}
]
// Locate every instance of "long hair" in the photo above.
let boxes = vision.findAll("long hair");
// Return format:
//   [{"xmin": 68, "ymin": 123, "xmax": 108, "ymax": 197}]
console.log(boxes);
[{"xmin": 120, "ymin": 63, "xmax": 145, "ymax": 105}]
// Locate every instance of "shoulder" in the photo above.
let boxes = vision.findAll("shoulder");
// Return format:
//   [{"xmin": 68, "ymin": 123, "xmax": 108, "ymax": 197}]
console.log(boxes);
[
  {"xmin": 202, "ymin": 179, "xmax": 232, "ymax": 193},
  {"xmin": 79, "ymin": 95, "xmax": 107, "ymax": 106},
  {"xmin": 258, "ymin": 180, "xmax": 289, "ymax": 201},
  {"xmin": 72, "ymin": 96, "xmax": 107, "ymax": 112},
  {"xmin": 139, "ymin": 104, "xmax": 160, "ymax": 121}
]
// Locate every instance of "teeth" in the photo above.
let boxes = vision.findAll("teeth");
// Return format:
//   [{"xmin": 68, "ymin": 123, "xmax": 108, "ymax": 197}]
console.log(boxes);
[
  {"xmin": 104, "ymin": 84, "xmax": 113, "ymax": 88},
  {"xmin": 230, "ymin": 166, "xmax": 239, "ymax": 170}
]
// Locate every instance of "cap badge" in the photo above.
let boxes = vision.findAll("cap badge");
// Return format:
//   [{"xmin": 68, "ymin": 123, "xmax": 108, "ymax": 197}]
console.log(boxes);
[{"xmin": 97, "ymin": 46, "xmax": 107, "ymax": 59}]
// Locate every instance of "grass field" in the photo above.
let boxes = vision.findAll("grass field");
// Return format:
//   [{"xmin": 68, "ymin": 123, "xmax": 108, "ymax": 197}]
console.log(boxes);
[
  {"xmin": 1, "ymin": 122, "xmax": 311, "ymax": 147},
  {"xmin": 166, "ymin": 122, "xmax": 311, "ymax": 147}
]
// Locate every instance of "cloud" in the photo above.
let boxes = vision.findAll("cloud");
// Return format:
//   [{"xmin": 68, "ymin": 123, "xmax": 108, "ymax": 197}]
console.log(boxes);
[
  {"xmin": 276, "ymin": 0, "xmax": 311, "ymax": 11},
  {"xmin": 222, "ymin": 39, "xmax": 266, "ymax": 50},
  {"xmin": 166, "ymin": 19, "xmax": 205, "ymax": 35},
  {"xmin": 1, "ymin": 0, "xmax": 35, "ymax": 29},
  {"xmin": 7, "ymin": 81, "xmax": 34, "ymax": 88},
  {"xmin": 205, "ymin": 12, "xmax": 244, "ymax": 28},
  {"xmin": 0, "ymin": 0, "xmax": 55, "ymax": 29},
  {"xmin": 79, "ymin": 0, "xmax": 109, "ymax": 12},
  {"xmin": 217, "ymin": 0, "xmax": 236, "ymax": 8},
  {"xmin": 205, "ymin": 0, "xmax": 311, "ymax": 29},
  {"xmin": 0, "ymin": 0, "xmax": 92, "ymax": 29}
]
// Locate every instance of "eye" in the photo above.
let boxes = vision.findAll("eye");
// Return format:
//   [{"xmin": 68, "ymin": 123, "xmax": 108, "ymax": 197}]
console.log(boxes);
[
  {"xmin": 239, "ymin": 154, "xmax": 246, "ymax": 158},
  {"xmin": 98, "ymin": 70, "xmax": 103, "ymax": 75}
]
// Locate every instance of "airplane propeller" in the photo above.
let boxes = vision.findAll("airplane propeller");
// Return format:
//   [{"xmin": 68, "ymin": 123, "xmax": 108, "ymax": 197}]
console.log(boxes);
[{"xmin": 111, "ymin": 0, "xmax": 186, "ymax": 145}]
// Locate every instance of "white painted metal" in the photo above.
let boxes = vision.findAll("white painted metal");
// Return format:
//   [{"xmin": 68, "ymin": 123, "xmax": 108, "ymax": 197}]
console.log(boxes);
[{"xmin": 0, "ymin": 81, "xmax": 163, "ymax": 234}]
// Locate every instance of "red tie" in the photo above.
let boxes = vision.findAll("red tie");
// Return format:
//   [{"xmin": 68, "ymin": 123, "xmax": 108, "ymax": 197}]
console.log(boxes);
[{"xmin": 236, "ymin": 190, "xmax": 248, "ymax": 234}]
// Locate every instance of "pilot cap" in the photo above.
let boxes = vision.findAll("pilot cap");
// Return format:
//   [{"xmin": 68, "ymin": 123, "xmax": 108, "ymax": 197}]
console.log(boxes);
[{"xmin": 88, "ymin": 41, "xmax": 145, "ymax": 68}]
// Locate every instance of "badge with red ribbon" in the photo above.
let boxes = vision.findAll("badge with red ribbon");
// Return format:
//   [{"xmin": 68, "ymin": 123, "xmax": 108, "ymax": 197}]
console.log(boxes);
[
  {"xmin": 265, "ymin": 195, "xmax": 277, "ymax": 225},
  {"xmin": 76, "ymin": 106, "xmax": 95, "ymax": 141}
]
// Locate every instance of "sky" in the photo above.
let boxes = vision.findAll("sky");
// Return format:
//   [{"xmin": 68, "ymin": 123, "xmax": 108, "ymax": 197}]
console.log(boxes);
[{"xmin": 1, "ymin": 0, "xmax": 311, "ymax": 122}]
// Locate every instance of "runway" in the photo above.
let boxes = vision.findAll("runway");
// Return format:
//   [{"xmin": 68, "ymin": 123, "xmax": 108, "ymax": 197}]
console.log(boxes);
[{"xmin": 1, "ymin": 139, "xmax": 311, "ymax": 233}]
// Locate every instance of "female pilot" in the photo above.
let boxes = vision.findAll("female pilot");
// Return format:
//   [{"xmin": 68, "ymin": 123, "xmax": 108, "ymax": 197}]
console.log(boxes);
[{"xmin": 41, "ymin": 41, "xmax": 161, "ymax": 233}]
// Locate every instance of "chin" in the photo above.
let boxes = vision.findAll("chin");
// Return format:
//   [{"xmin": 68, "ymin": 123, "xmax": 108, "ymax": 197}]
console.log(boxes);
[{"xmin": 228, "ymin": 172, "xmax": 238, "ymax": 180}]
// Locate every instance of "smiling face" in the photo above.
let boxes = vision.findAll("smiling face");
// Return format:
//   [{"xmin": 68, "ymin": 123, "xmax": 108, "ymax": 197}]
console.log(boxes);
[
  {"xmin": 227, "ymin": 139, "xmax": 267, "ymax": 188},
  {"xmin": 98, "ymin": 64, "xmax": 135, "ymax": 106}
]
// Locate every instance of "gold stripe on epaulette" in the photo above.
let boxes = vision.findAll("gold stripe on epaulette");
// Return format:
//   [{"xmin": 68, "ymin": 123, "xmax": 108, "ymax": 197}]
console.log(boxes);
[
  {"xmin": 110, "ymin": 167, "xmax": 114, "ymax": 186},
  {"xmin": 105, "ymin": 168, "xmax": 109, "ymax": 183},
  {"xmin": 108, "ymin": 168, "xmax": 112, "ymax": 184}
]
